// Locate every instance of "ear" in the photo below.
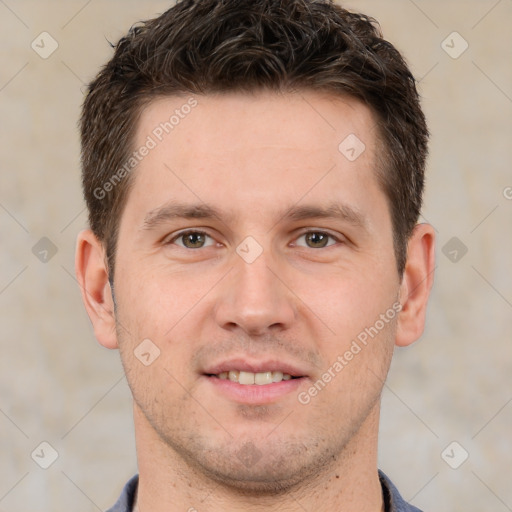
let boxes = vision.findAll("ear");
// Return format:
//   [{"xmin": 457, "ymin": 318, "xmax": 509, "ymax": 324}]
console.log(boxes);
[
  {"xmin": 395, "ymin": 224, "xmax": 436, "ymax": 347},
  {"xmin": 75, "ymin": 229, "xmax": 118, "ymax": 349}
]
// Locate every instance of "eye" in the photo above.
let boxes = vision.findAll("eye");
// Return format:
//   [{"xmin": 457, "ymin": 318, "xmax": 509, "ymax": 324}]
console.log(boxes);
[
  {"xmin": 294, "ymin": 231, "xmax": 338, "ymax": 249},
  {"xmin": 170, "ymin": 230, "xmax": 216, "ymax": 249}
]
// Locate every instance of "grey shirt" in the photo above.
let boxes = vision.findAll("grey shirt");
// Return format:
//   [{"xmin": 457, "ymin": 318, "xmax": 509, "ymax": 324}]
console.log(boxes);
[{"xmin": 106, "ymin": 470, "xmax": 422, "ymax": 511}]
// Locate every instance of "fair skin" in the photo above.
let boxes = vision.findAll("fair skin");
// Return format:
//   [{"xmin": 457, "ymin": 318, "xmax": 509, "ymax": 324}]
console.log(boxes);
[{"xmin": 76, "ymin": 91, "xmax": 435, "ymax": 512}]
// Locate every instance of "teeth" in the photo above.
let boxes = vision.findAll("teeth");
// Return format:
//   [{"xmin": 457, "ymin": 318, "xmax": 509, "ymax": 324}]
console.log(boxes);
[
  {"xmin": 217, "ymin": 370, "xmax": 296, "ymax": 385},
  {"xmin": 239, "ymin": 371, "xmax": 255, "ymax": 385},
  {"xmin": 255, "ymin": 371, "xmax": 272, "ymax": 385},
  {"xmin": 272, "ymin": 371, "xmax": 283, "ymax": 382}
]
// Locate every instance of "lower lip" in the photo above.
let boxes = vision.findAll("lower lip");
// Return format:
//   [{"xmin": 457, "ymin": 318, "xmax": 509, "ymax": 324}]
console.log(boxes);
[{"xmin": 202, "ymin": 375, "xmax": 305, "ymax": 404}]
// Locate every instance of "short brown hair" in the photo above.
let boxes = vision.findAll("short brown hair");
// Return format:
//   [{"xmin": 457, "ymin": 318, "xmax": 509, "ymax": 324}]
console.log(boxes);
[{"xmin": 80, "ymin": 0, "xmax": 428, "ymax": 278}]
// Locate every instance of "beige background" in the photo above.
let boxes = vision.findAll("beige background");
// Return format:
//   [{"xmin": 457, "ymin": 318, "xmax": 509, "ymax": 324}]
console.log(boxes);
[{"xmin": 0, "ymin": 1, "xmax": 511, "ymax": 510}]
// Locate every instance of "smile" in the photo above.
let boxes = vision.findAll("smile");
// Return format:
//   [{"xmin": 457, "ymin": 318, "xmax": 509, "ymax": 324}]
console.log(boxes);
[{"xmin": 211, "ymin": 370, "xmax": 298, "ymax": 385}]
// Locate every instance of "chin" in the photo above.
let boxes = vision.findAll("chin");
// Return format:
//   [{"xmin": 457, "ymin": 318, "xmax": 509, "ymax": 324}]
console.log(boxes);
[
  {"xmin": 172, "ymin": 436, "xmax": 338, "ymax": 495},
  {"xmin": 195, "ymin": 460, "xmax": 312, "ymax": 495}
]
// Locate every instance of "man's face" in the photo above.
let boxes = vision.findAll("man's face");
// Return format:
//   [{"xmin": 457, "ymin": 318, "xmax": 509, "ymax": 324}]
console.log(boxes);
[{"xmin": 113, "ymin": 91, "xmax": 400, "ymax": 489}]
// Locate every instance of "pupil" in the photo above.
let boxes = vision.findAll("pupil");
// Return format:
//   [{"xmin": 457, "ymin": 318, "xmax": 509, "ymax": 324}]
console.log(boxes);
[
  {"xmin": 185, "ymin": 233, "xmax": 204, "ymax": 248},
  {"xmin": 307, "ymin": 232, "xmax": 327, "ymax": 248}
]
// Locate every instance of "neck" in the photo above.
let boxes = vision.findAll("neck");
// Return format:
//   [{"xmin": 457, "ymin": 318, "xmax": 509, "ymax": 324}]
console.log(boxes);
[{"xmin": 133, "ymin": 403, "xmax": 384, "ymax": 512}]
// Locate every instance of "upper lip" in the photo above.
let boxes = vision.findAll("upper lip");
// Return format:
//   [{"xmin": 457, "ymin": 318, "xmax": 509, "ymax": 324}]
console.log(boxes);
[{"xmin": 203, "ymin": 357, "xmax": 309, "ymax": 378}]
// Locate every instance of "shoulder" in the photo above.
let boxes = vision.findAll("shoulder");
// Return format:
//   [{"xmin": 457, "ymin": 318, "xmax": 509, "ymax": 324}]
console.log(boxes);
[
  {"xmin": 105, "ymin": 474, "xmax": 138, "ymax": 512},
  {"xmin": 379, "ymin": 470, "xmax": 423, "ymax": 512},
  {"xmin": 106, "ymin": 472, "xmax": 420, "ymax": 511}
]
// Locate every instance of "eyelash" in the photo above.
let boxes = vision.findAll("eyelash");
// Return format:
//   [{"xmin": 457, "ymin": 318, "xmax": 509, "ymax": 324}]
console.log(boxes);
[{"xmin": 167, "ymin": 229, "xmax": 342, "ymax": 249}]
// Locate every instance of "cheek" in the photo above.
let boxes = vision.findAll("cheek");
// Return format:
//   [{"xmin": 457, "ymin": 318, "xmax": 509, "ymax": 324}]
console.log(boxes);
[
  {"xmin": 114, "ymin": 264, "xmax": 207, "ymax": 338},
  {"xmin": 114, "ymin": 278, "xmax": 194, "ymax": 413},
  {"xmin": 113, "ymin": 265, "xmax": 223, "ymax": 391},
  {"xmin": 300, "ymin": 266, "xmax": 399, "ymax": 346},
  {"xmin": 296, "ymin": 268, "xmax": 399, "ymax": 400}
]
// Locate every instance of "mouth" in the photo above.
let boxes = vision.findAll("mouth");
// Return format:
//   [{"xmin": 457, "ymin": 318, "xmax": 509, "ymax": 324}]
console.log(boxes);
[
  {"xmin": 201, "ymin": 359, "xmax": 308, "ymax": 404},
  {"xmin": 207, "ymin": 370, "xmax": 300, "ymax": 385}
]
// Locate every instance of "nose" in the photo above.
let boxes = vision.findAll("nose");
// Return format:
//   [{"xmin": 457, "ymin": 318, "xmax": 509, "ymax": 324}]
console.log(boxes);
[{"xmin": 213, "ymin": 247, "xmax": 296, "ymax": 336}]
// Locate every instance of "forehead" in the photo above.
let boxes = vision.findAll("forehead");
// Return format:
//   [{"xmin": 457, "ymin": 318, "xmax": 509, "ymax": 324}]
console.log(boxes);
[
  {"xmin": 135, "ymin": 90, "xmax": 377, "ymax": 157},
  {"xmin": 126, "ymin": 90, "xmax": 385, "ymax": 226}
]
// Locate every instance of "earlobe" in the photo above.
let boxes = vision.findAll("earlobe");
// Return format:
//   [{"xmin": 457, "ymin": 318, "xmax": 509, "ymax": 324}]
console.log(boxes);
[
  {"xmin": 395, "ymin": 224, "xmax": 436, "ymax": 347},
  {"xmin": 75, "ymin": 229, "xmax": 119, "ymax": 349}
]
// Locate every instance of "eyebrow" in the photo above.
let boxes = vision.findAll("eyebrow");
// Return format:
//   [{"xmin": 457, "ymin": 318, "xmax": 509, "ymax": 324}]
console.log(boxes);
[
  {"xmin": 279, "ymin": 203, "xmax": 367, "ymax": 229},
  {"xmin": 141, "ymin": 203, "xmax": 230, "ymax": 231},
  {"xmin": 141, "ymin": 201, "xmax": 367, "ymax": 231}
]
